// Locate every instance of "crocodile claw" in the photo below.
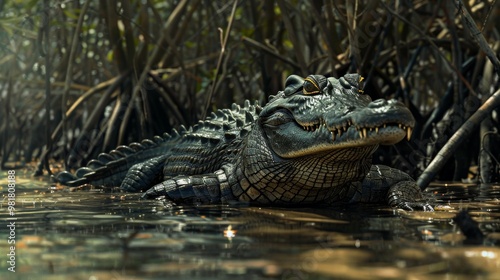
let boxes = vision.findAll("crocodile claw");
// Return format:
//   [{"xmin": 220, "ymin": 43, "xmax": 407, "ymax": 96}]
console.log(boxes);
[
  {"xmin": 140, "ymin": 184, "xmax": 166, "ymax": 200},
  {"xmin": 387, "ymin": 181, "xmax": 435, "ymax": 211},
  {"xmin": 396, "ymin": 202, "xmax": 434, "ymax": 212}
]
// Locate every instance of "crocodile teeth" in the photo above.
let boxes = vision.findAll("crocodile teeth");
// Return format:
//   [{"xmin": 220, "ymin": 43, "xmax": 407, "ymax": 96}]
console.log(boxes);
[
  {"xmin": 321, "ymin": 122, "xmax": 413, "ymax": 140},
  {"xmin": 302, "ymin": 123, "xmax": 321, "ymax": 132},
  {"xmin": 406, "ymin": 127, "xmax": 413, "ymax": 141}
]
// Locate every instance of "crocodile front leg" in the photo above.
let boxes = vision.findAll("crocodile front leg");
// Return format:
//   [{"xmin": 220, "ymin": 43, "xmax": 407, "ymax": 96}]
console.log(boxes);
[
  {"xmin": 141, "ymin": 167, "xmax": 236, "ymax": 203},
  {"xmin": 352, "ymin": 165, "xmax": 433, "ymax": 211},
  {"xmin": 121, "ymin": 155, "xmax": 169, "ymax": 192}
]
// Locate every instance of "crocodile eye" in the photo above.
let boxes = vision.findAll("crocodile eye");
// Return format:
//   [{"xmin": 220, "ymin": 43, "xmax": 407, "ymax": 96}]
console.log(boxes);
[
  {"xmin": 303, "ymin": 79, "xmax": 319, "ymax": 95},
  {"xmin": 302, "ymin": 75, "xmax": 326, "ymax": 95}
]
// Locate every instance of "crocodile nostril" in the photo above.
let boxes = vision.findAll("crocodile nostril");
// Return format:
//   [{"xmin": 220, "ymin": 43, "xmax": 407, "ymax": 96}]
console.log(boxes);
[{"xmin": 368, "ymin": 99, "xmax": 388, "ymax": 108}]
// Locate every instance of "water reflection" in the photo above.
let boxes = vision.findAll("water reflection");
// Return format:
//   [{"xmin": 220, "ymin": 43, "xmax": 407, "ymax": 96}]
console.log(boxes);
[{"xmin": 1, "ymin": 172, "xmax": 500, "ymax": 279}]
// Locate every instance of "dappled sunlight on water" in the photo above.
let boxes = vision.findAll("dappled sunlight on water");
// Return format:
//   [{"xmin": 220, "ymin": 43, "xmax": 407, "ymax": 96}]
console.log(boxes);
[{"xmin": 1, "ymin": 169, "xmax": 500, "ymax": 279}]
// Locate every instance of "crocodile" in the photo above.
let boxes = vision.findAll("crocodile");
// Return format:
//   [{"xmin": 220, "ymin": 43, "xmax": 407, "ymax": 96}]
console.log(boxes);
[{"xmin": 54, "ymin": 74, "xmax": 432, "ymax": 210}]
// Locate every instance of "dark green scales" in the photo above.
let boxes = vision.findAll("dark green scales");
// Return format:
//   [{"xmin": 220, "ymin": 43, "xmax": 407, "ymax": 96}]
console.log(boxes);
[{"xmin": 55, "ymin": 74, "xmax": 432, "ymax": 210}]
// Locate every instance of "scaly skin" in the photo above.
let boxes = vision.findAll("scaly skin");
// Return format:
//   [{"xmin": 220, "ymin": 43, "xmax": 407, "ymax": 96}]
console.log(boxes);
[{"xmin": 54, "ymin": 74, "xmax": 432, "ymax": 210}]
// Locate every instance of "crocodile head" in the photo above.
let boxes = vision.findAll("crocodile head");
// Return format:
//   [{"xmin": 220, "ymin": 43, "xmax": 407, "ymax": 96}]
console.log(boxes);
[
  {"xmin": 239, "ymin": 74, "xmax": 415, "ymax": 204},
  {"xmin": 259, "ymin": 74, "xmax": 414, "ymax": 158}
]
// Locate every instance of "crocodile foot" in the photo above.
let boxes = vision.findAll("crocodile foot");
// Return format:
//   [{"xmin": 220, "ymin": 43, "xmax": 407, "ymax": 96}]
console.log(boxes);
[{"xmin": 387, "ymin": 181, "xmax": 435, "ymax": 211}]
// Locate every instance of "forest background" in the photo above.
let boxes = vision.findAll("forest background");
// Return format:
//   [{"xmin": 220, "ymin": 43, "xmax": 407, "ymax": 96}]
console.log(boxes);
[{"xmin": 0, "ymin": 0, "xmax": 499, "ymax": 183}]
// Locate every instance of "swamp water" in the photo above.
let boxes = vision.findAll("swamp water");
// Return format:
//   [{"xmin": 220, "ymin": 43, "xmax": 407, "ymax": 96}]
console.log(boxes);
[{"xmin": 1, "ymin": 168, "xmax": 500, "ymax": 279}]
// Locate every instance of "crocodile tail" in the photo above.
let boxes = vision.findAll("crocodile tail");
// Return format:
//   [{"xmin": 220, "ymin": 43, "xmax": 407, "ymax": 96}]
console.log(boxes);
[{"xmin": 52, "ymin": 131, "xmax": 181, "ymax": 187}]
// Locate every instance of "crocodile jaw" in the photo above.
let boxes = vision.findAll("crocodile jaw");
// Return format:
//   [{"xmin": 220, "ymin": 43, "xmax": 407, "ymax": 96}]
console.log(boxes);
[{"xmin": 268, "ymin": 120, "xmax": 410, "ymax": 158}]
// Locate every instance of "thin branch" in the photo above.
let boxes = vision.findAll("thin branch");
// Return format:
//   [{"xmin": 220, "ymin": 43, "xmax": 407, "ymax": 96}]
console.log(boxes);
[
  {"xmin": 276, "ymin": 0, "xmax": 308, "ymax": 75},
  {"xmin": 62, "ymin": 0, "xmax": 91, "ymax": 169},
  {"xmin": 241, "ymin": 36, "xmax": 301, "ymax": 69},
  {"xmin": 66, "ymin": 76, "xmax": 120, "ymax": 117},
  {"xmin": 41, "ymin": 0, "xmax": 52, "ymax": 175},
  {"xmin": 345, "ymin": 0, "xmax": 361, "ymax": 70},
  {"xmin": 455, "ymin": 0, "xmax": 500, "ymax": 74},
  {"xmin": 201, "ymin": 0, "xmax": 238, "ymax": 120}
]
